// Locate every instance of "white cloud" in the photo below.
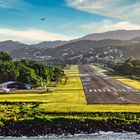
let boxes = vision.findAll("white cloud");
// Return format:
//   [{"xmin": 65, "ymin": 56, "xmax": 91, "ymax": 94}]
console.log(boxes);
[
  {"xmin": 67, "ymin": 0, "xmax": 140, "ymax": 22},
  {"xmin": 77, "ymin": 20, "xmax": 140, "ymax": 33},
  {"xmin": 0, "ymin": 0, "xmax": 29, "ymax": 9},
  {"xmin": 0, "ymin": 28, "xmax": 74, "ymax": 44}
]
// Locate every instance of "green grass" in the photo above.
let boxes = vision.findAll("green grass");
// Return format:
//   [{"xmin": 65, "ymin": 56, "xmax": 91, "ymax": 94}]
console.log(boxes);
[
  {"xmin": 91, "ymin": 65, "xmax": 140, "ymax": 90},
  {"xmin": 0, "ymin": 65, "xmax": 86, "ymax": 111},
  {"xmin": 1, "ymin": 65, "xmax": 140, "ymax": 113}
]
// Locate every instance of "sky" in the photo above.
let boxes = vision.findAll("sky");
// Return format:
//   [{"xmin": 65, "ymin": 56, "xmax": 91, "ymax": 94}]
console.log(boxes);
[{"xmin": 1, "ymin": 0, "xmax": 140, "ymax": 44}]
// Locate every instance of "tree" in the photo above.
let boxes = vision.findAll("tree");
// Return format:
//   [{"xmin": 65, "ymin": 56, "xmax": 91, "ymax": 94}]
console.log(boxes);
[
  {"xmin": 0, "ymin": 61, "xmax": 19, "ymax": 82},
  {"xmin": 28, "ymin": 61, "xmax": 47, "ymax": 80},
  {"xmin": 17, "ymin": 65, "xmax": 41, "ymax": 84},
  {"xmin": 0, "ymin": 52, "xmax": 66, "ymax": 85},
  {"xmin": 0, "ymin": 51, "xmax": 13, "ymax": 62}
]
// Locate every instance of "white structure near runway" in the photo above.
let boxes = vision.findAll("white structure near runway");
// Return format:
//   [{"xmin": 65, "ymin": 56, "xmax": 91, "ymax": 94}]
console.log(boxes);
[{"xmin": 0, "ymin": 84, "xmax": 10, "ymax": 92}]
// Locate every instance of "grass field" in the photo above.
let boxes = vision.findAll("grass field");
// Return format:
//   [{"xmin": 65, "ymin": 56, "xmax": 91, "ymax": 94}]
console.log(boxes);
[
  {"xmin": 1, "ymin": 65, "xmax": 140, "ymax": 112},
  {"xmin": 91, "ymin": 65, "xmax": 140, "ymax": 90}
]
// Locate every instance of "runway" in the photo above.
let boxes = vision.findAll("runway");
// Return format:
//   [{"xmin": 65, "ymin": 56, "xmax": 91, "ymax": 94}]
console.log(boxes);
[{"xmin": 78, "ymin": 65, "xmax": 140, "ymax": 104}]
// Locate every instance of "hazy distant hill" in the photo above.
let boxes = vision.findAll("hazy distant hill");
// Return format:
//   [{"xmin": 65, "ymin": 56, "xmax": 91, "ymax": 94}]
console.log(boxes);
[
  {"xmin": 1, "ymin": 30, "xmax": 140, "ymax": 62},
  {"xmin": 43, "ymin": 39, "xmax": 133, "ymax": 57},
  {"xmin": 79, "ymin": 30, "xmax": 140, "ymax": 41},
  {"xmin": 33, "ymin": 41, "xmax": 68, "ymax": 49},
  {"xmin": 0, "ymin": 40, "xmax": 30, "ymax": 53}
]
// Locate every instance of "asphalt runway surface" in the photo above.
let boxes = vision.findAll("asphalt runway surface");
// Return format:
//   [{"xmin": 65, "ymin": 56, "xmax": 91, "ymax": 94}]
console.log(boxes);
[{"xmin": 79, "ymin": 65, "xmax": 140, "ymax": 104}]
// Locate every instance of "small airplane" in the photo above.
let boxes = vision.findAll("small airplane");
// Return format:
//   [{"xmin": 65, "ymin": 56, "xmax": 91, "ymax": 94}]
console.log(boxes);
[{"xmin": 40, "ymin": 18, "xmax": 46, "ymax": 21}]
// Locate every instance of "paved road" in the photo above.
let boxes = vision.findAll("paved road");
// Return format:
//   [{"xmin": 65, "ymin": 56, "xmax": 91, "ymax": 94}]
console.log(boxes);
[{"xmin": 79, "ymin": 65, "xmax": 140, "ymax": 104}]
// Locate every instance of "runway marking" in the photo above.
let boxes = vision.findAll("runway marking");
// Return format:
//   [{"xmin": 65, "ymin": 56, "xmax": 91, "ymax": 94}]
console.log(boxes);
[
  {"xmin": 118, "ymin": 97, "xmax": 125, "ymax": 101},
  {"xmin": 113, "ymin": 88, "xmax": 118, "ymax": 92},
  {"xmin": 134, "ymin": 89, "xmax": 138, "ymax": 92},
  {"xmin": 89, "ymin": 89, "xmax": 92, "ymax": 92},
  {"xmin": 80, "ymin": 74, "xmax": 90, "ymax": 77},
  {"xmin": 83, "ymin": 82, "xmax": 89, "ymax": 85},
  {"xmin": 113, "ymin": 92, "xmax": 118, "ymax": 96},
  {"xmin": 127, "ymin": 90, "xmax": 132, "ymax": 92},
  {"xmin": 93, "ymin": 89, "xmax": 97, "ymax": 92},
  {"xmin": 82, "ymin": 78, "xmax": 91, "ymax": 82},
  {"xmin": 122, "ymin": 89, "xmax": 126, "ymax": 92},
  {"xmin": 103, "ymin": 89, "xmax": 106, "ymax": 92},
  {"xmin": 98, "ymin": 89, "xmax": 102, "ymax": 92},
  {"xmin": 130, "ymin": 89, "xmax": 136, "ymax": 92},
  {"xmin": 118, "ymin": 89, "xmax": 122, "ymax": 92},
  {"xmin": 123, "ymin": 85, "xmax": 133, "ymax": 90},
  {"xmin": 107, "ymin": 89, "xmax": 111, "ymax": 92}
]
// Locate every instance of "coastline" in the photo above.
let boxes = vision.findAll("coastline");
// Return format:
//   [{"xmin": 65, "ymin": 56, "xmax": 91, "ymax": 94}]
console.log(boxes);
[{"xmin": 0, "ymin": 113, "xmax": 140, "ymax": 137}]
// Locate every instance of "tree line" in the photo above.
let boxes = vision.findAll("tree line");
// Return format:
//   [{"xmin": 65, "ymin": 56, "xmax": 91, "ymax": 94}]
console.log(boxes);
[
  {"xmin": 104, "ymin": 57, "xmax": 140, "ymax": 80},
  {"xmin": 0, "ymin": 51, "xmax": 66, "ymax": 85}
]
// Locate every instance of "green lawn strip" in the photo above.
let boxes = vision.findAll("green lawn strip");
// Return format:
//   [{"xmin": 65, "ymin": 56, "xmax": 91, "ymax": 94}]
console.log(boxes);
[
  {"xmin": 0, "ymin": 103, "xmax": 140, "ymax": 120},
  {"xmin": 0, "ymin": 103, "xmax": 140, "ymax": 125},
  {"xmin": 41, "ymin": 103, "xmax": 140, "ymax": 112},
  {"xmin": 91, "ymin": 65, "xmax": 140, "ymax": 90}
]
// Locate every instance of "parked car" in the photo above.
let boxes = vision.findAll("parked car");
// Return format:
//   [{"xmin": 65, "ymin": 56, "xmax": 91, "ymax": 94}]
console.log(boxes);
[{"xmin": 1, "ymin": 81, "xmax": 32, "ymax": 90}]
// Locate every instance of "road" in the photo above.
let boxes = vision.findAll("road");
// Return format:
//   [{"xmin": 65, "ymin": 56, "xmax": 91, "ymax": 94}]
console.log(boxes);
[{"xmin": 79, "ymin": 65, "xmax": 140, "ymax": 104}]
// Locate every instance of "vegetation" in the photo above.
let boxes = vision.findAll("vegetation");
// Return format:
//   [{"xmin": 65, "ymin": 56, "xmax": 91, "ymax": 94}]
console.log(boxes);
[
  {"xmin": 0, "ymin": 51, "xmax": 66, "ymax": 85},
  {"xmin": 104, "ymin": 57, "xmax": 140, "ymax": 80},
  {"xmin": 1, "ymin": 103, "xmax": 140, "ymax": 136}
]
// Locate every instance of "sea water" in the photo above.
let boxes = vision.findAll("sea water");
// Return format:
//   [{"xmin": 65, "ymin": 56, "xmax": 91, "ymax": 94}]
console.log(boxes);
[{"xmin": 0, "ymin": 132, "xmax": 140, "ymax": 140}]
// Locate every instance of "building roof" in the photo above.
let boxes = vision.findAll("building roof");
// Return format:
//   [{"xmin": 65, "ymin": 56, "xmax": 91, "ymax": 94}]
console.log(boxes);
[{"xmin": 1, "ymin": 81, "xmax": 24, "ymax": 85}]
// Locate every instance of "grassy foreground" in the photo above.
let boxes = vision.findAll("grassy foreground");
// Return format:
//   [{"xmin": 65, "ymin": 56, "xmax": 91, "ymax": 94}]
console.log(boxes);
[{"xmin": 1, "ymin": 103, "xmax": 140, "ymax": 136}]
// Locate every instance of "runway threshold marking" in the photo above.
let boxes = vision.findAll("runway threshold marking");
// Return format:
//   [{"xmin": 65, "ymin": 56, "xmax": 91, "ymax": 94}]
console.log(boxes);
[
  {"xmin": 94, "ymin": 89, "xmax": 97, "ymax": 92},
  {"xmin": 98, "ymin": 89, "xmax": 102, "ymax": 92},
  {"xmin": 113, "ymin": 92, "xmax": 118, "ymax": 96},
  {"xmin": 118, "ymin": 97, "xmax": 125, "ymax": 101},
  {"xmin": 89, "ymin": 89, "xmax": 92, "ymax": 92},
  {"xmin": 107, "ymin": 89, "xmax": 111, "ymax": 92}
]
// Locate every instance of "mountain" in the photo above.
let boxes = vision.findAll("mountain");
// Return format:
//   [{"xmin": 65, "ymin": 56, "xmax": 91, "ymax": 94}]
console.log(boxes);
[
  {"xmin": 0, "ymin": 40, "xmax": 30, "ymax": 53},
  {"xmin": 1, "ymin": 30, "xmax": 140, "ymax": 62},
  {"xmin": 33, "ymin": 41, "xmax": 68, "ymax": 49},
  {"xmin": 38, "ymin": 39, "xmax": 140, "ymax": 64},
  {"xmin": 79, "ymin": 30, "xmax": 140, "ymax": 41},
  {"xmin": 42, "ymin": 39, "xmax": 133, "ymax": 57}
]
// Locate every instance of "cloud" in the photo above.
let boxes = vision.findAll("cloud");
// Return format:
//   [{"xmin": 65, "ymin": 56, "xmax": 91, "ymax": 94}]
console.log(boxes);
[
  {"xmin": 0, "ymin": 0, "xmax": 29, "ymax": 9},
  {"xmin": 76, "ymin": 20, "xmax": 140, "ymax": 33},
  {"xmin": 67, "ymin": 0, "xmax": 140, "ymax": 22},
  {"xmin": 0, "ymin": 28, "xmax": 74, "ymax": 44}
]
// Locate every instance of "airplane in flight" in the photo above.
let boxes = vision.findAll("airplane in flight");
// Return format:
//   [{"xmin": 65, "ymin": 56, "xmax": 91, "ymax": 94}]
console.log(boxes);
[{"xmin": 40, "ymin": 18, "xmax": 46, "ymax": 21}]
